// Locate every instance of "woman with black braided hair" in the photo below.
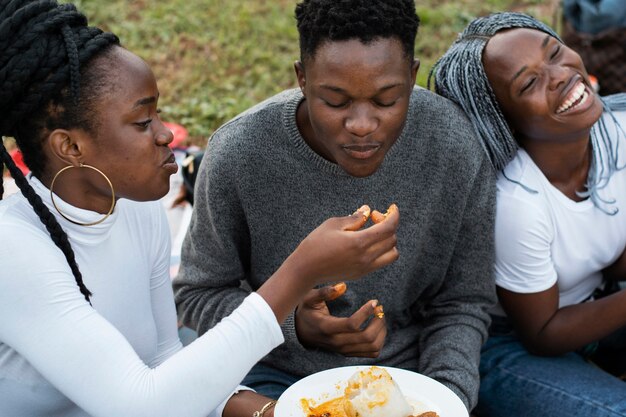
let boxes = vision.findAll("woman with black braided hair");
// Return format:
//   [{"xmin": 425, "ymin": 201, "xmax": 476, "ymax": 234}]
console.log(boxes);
[
  {"xmin": 0, "ymin": 1, "xmax": 401, "ymax": 416},
  {"xmin": 431, "ymin": 12, "xmax": 626, "ymax": 417}
]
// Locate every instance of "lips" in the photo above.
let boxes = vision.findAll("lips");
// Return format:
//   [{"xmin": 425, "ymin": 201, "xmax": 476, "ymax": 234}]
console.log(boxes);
[
  {"xmin": 162, "ymin": 153, "xmax": 178, "ymax": 173},
  {"xmin": 556, "ymin": 77, "xmax": 590, "ymax": 115},
  {"xmin": 342, "ymin": 144, "xmax": 382, "ymax": 160}
]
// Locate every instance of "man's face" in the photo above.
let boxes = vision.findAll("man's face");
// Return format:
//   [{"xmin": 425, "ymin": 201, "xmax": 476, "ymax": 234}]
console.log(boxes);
[{"xmin": 295, "ymin": 38, "xmax": 418, "ymax": 177}]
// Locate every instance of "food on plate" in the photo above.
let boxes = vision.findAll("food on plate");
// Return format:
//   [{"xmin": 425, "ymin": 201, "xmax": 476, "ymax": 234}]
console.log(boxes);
[
  {"xmin": 301, "ymin": 367, "xmax": 440, "ymax": 417},
  {"xmin": 370, "ymin": 204, "xmax": 398, "ymax": 224},
  {"xmin": 344, "ymin": 366, "xmax": 413, "ymax": 417}
]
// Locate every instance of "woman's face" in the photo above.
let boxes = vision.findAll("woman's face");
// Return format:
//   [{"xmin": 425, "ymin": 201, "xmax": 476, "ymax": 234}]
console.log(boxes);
[
  {"xmin": 78, "ymin": 47, "xmax": 177, "ymax": 203},
  {"xmin": 483, "ymin": 28, "xmax": 603, "ymax": 144}
]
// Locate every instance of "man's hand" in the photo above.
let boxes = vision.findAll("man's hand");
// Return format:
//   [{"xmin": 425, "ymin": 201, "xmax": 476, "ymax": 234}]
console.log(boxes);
[{"xmin": 295, "ymin": 283, "xmax": 387, "ymax": 358}]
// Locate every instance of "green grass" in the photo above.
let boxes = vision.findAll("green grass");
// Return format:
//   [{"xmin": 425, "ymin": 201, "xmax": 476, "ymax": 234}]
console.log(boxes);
[{"xmin": 65, "ymin": 0, "xmax": 559, "ymax": 145}]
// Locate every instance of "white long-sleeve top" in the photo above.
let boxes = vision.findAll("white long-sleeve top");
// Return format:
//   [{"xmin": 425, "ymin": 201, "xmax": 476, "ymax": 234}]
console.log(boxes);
[{"xmin": 0, "ymin": 176, "xmax": 284, "ymax": 417}]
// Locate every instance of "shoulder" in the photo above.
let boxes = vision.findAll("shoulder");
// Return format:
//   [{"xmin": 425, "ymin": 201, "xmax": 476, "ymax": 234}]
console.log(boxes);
[
  {"xmin": 209, "ymin": 89, "xmax": 298, "ymax": 149},
  {"xmin": 0, "ymin": 194, "xmax": 45, "ymax": 238},
  {"xmin": 0, "ymin": 196, "xmax": 69, "ymax": 279},
  {"xmin": 496, "ymin": 156, "xmax": 552, "ymax": 237},
  {"xmin": 405, "ymin": 87, "xmax": 490, "ymax": 176}
]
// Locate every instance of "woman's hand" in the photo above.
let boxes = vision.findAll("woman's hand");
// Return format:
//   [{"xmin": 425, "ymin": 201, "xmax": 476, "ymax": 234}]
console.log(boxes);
[
  {"xmin": 288, "ymin": 204, "xmax": 399, "ymax": 285},
  {"xmin": 257, "ymin": 205, "xmax": 399, "ymax": 323}
]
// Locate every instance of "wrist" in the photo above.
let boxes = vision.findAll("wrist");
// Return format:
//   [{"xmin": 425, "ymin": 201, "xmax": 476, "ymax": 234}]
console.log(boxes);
[{"xmin": 253, "ymin": 400, "xmax": 277, "ymax": 417}]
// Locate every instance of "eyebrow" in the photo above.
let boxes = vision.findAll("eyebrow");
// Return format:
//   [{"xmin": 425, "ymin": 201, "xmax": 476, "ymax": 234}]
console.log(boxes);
[
  {"xmin": 319, "ymin": 83, "xmax": 403, "ymax": 94},
  {"xmin": 132, "ymin": 95, "xmax": 158, "ymax": 109},
  {"xmin": 510, "ymin": 35, "xmax": 552, "ymax": 83}
]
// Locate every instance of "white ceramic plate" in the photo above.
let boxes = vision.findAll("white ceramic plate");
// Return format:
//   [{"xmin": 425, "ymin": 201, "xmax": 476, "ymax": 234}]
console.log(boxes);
[{"xmin": 274, "ymin": 365, "xmax": 468, "ymax": 417}]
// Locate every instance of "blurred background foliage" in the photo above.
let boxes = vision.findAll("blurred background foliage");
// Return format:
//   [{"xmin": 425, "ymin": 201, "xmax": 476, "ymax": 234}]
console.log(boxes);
[{"xmin": 66, "ymin": 0, "xmax": 560, "ymax": 146}]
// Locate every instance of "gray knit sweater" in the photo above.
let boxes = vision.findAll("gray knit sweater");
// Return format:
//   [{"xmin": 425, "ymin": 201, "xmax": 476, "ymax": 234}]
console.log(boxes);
[{"xmin": 173, "ymin": 88, "xmax": 496, "ymax": 410}]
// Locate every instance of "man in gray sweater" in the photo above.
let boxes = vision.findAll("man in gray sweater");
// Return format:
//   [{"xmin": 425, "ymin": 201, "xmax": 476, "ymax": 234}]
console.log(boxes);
[{"xmin": 174, "ymin": 0, "xmax": 496, "ymax": 411}]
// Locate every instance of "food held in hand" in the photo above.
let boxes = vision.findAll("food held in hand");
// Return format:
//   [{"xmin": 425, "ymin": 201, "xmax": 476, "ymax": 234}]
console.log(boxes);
[
  {"xmin": 371, "ymin": 204, "xmax": 398, "ymax": 224},
  {"xmin": 375, "ymin": 304, "xmax": 385, "ymax": 319}
]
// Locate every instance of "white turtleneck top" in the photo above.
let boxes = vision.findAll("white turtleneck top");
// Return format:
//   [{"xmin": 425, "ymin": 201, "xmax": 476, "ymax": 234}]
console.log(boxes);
[{"xmin": 0, "ymin": 176, "xmax": 283, "ymax": 417}]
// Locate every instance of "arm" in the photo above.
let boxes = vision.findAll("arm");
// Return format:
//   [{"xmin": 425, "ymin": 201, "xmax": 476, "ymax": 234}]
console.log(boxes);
[
  {"xmin": 498, "ymin": 284, "xmax": 626, "ymax": 356},
  {"xmin": 0, "ymin": 223, "xmax": 284, "ymax": 417},
  {"xmin": 148, "ymin": 204, "xmax": 183, "ymax": 367},
  {"xmin": 1, "ymin": 205, "xmax": 400, "ymax": 417},
  {"xmin": 493, "ymin": 184, "xmax": 626, "ymax": 355},
  {"xmin": 418, "ymin": 156, "xmax": 497, "ymax": 411}
]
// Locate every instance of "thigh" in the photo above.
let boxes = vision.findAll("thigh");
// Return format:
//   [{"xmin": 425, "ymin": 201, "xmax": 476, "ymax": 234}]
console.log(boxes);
[
  {"xmin": 476, "ymin": 336, "xmax": 626, "ymax": 417},
  {"xmin": 241, "ymin": 363, "xmax": 301, "ymax": 399}
]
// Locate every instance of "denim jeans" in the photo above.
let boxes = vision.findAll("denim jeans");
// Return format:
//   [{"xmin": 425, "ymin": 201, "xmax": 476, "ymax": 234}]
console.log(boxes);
[
  {"xmin": 475, "ymin": 316, "xmax": 626, "ymax": 417},
  {"xmin": 241, "ymin": 363, "xmax": 301, "ymax": 399}
]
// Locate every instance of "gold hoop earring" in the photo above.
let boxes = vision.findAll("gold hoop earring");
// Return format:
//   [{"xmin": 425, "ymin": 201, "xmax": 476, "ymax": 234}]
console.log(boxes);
[{"xmin": 50, "ymin": 163, "xmax": 116, "ymax": 226}]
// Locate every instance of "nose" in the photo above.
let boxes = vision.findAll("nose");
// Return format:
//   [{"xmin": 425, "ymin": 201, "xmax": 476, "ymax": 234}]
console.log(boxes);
[
  {"xmin": 548, "ymin": 64, "xmax": 568, "ymax": 91},
  {"xmin": 345, "ymin": 104, "xmax": 378, "ymax": 138},
  {"xmin": 156, "ymin": 124, "xmax": 174, "ymax": 146}
]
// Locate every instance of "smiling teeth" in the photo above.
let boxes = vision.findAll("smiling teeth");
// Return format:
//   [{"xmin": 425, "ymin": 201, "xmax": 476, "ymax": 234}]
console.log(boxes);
[{"xmin": 557, "ymin": 83, "xmax": 587, "ymax": 114}]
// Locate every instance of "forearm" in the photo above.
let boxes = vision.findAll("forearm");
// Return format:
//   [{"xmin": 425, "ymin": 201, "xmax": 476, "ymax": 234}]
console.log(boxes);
[
  {"xmin": 517, "ymin": 290, "xmax": 626, "ymax": 355},
  {"xmin": 174, "ymin": 276, "xmax": 251, "ymax": 335}
]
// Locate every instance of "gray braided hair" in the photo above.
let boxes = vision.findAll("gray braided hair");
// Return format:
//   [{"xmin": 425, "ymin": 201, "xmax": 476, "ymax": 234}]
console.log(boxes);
[
  {"xmin": 428, "ymin": 12, "xmax": 560, "ymax": 170},
  {"xmin": 429, "ymin": 11, "xmax": 626, "ymax": 214}
]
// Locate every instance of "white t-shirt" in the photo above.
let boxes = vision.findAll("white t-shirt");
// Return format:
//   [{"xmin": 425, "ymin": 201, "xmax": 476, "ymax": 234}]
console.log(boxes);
[
  {"xmin": 0, "ymin": 176, "xmax": 283, "ymax": 417},
  {"xmin": 494, "ymin": 110, "xmax": 626, "ymax": 313}
]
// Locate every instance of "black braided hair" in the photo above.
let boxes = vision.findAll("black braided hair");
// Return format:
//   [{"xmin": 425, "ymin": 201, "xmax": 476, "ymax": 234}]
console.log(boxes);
[
  {"xmin": 0, "ymin": 0, "xmax": 120, "ymax": 302},
  {"xmin": 295, "ymin": 0, "xmax": 420, "ymax": 63}
]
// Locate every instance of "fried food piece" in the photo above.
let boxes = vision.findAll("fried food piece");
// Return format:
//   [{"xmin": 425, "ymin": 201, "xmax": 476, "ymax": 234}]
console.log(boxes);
[
  {"xmin": 375, "ymin": 304, "xmax": 385, "ymax": 319},
  {"xmin": 371, "ymin": 203, "xmax": 398, "ymax": 224},
  {"xmin": 302, "ymin": 397, "xmax": 348, "ymax": 417},
  {"xmin": 412, "ymin": 412, "xmax": 440, "ymax": 417}
]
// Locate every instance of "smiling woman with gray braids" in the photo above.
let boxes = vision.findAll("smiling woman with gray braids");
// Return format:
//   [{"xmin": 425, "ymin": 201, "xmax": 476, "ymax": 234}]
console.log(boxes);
[
  {"xmin": 431, "ymin": 12, "xmax": 626, "ymax": 417},
  {"xmin": 0, "ymin": 1, "xmax": 401, "ymax": 416}
]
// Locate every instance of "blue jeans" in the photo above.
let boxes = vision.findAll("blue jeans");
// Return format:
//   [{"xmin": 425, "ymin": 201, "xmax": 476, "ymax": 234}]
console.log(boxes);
[
  {"xmin": 475, "ymin": 316, "xmax": 626, "ymax": 417},
  {"xmin": 241, "ymin": 363, "xmax": 301, "ymax": 399}
]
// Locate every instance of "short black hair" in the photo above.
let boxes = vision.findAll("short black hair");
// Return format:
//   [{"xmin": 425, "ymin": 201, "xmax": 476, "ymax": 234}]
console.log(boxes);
[{"xmin": 295, "ymin": 0, "xmax": 420, "ymax": 62}]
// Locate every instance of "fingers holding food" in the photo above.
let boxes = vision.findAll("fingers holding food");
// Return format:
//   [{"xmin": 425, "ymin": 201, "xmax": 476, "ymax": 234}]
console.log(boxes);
[{"xmin": 371, "ymin": 203, "xmax": 398, "ymax": 224}]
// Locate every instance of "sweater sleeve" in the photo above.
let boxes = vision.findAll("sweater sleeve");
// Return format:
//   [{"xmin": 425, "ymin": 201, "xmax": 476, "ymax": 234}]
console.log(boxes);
[
  {"xmin": 173, "ymin": 136, "xmax": 257, "ymax": 336},
  {"xmin": 417, "ymin": 155, "xmax": 497, "ymax": 411},
  {"xmin": 0, "ymin": 221, "xmax": 284, "ymax": 417}
]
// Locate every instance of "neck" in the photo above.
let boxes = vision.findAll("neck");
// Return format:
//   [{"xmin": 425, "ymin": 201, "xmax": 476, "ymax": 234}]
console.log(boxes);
[
  {"xmin": 521, "ymin": 132, "xmax": 592, "ymax": 199},
  {"xmin": 40, "ymin": 167, "xmax": 116, "ymax": 214}
]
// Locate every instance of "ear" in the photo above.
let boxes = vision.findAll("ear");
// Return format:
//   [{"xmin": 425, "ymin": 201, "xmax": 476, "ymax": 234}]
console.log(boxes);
[
  {"xmin": 47, "ymin": 129, "xmax": 85, "ymax": 166},
  {"xmin": 410, "ymin": 58, "xmax": 420, "ymax": 86},
  {"xmin": 294, "ymin": 61, "xmax": 306, "ymax": 95}
]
